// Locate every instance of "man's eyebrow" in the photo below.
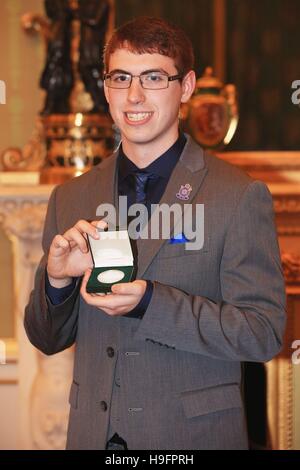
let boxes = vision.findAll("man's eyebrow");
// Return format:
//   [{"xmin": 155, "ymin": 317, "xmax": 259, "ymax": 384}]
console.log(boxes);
[
  {"xmin": 140, "ymin": 68, "xmax": 169, "ymax": 75},
  {"xmin": 107, "ymin": 69, "xmax": 130, "ymax": 75},
  {"xmin": 108, "ymin": 68, "xmax": 169, "ymax": 75}
]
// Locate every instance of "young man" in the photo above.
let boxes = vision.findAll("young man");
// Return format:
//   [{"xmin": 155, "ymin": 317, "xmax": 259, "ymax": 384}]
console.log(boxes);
[{"xmin": 25, "ymin": 16, "xmax": 286, "ymax": 450}]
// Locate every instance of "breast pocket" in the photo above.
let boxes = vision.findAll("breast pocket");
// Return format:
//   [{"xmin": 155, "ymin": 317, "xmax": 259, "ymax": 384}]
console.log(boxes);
[
  {"xmin": 180, "ymin": 383, "xmax": 242, "ymax": 419},
  {"xmin": 158, "ymin": 236, "xmax": 210, "ymax": 259}
]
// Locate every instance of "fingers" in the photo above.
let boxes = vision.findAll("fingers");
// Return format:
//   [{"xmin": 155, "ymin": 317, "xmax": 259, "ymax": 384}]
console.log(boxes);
[
  {"xmin": 74, "ymin": 219, "xmax": 103, "ymax": 239},
  {"xmin": 58, "ymin": 219, "xmax": 107, "ymax": 254},
  {"xmin": 63, "ymin": 227, "xmax": 89, "ymax": 254},
  {"xmin": 51, "ymin": 219, "xmax": 107, "ymax": 248},
  {"xmin": 90, "ymin": 220, "xmax": 108, "ymax": 232},
  {"xmin": 80, "ymin": 271, "xmax": 144, "ymax": 315},
  {"xmin": 50, "ymin": 234, "xmax": 71, "ymax": 256},
  {"xmin": 80, "ymin": 268, "xmax": 92, "ymax": 294}
]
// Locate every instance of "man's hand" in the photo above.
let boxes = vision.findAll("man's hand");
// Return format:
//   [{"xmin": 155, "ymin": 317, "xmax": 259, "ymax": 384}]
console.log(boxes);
[
  {"xmin": 80, "ymin": 269, "xmax": 147, "ymax": 316},
  {"xmin": 47, "ymin": 219, "xmax": 107, "ymax": 288}
]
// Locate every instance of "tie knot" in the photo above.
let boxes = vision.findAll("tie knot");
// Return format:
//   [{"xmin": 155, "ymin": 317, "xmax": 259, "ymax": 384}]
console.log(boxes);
[{"xmin": 134, "ymin": 171, "xmax": 150, "ymax": 184}]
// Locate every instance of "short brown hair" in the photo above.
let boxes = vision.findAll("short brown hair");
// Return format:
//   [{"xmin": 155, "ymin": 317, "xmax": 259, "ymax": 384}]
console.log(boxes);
[{"xmin": 104, "ymin": 16, "xmax": 194, "ymax": 77}]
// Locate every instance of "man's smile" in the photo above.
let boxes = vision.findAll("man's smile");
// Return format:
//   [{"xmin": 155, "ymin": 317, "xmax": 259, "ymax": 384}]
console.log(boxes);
[{"xmin": 124, "ymin": 111, "xmax": 153, "ymax": 124}]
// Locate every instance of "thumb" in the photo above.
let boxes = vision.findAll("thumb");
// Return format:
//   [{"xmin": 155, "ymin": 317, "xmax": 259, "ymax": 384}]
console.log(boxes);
[
  {"xmin": 111, "ymin": 281, "xmax": 145, "ymax": 295},
  {"xmin": 80, "ymin": 268, "xmax": 92, "ymax": 292},
  {"xmin": 111, "ymin": 282, "xmax": 133, "ymax": 295}
]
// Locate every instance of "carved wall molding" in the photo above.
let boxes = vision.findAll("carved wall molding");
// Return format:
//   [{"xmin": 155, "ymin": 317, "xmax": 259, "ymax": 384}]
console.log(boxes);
[
  {"xmin": 281, "ymin": 252, "xmax": 300, "ymax": 285},
  {"xmin": 0, "ymin": 187, "xmax": 51, "ymax": 227},
  {"xmin": 277, "ymin": 227, "xmax": 300, "ymax": 237},
  {"xmin": 0, "ymin": 197, "xmax": 49, "ymax": 270},
  {"xmin": 0, "ymin": 202, "xmax": 47, "ymax": 241},
  {"xmin": 218, "ymin": 151, "xmax": 300, "ymax": 172},
  {"xmin": 273, "ymin": 197, "xmax": 300, "ymax": 214},
  {"xmin": 270, "ymin": 190, "xmax": 300, "ymax": 244},
  {"xmin": 31, "ymin": 349, "xmax": 73, "ymax": 450},
  {"xmin": 1, "ymin": 119, "xmax": 46, "ymax": 171}
]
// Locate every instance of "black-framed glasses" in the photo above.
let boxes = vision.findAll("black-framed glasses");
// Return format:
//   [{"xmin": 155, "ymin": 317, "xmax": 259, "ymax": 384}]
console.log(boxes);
[{"xmin": 104, "ymin": 71, "xmax": 183, "ymax": 90}]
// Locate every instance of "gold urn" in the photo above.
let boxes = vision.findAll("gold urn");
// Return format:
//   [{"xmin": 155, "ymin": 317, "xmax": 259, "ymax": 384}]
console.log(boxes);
[{"xmin": 185, "ymin": 67, "xmax": 239, "ymax": 150}]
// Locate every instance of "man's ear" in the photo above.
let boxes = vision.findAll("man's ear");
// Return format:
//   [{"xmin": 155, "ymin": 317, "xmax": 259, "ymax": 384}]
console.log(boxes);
[{"xmin": 181, "ymin": 70, "xmax": 196, "ymax": 103}]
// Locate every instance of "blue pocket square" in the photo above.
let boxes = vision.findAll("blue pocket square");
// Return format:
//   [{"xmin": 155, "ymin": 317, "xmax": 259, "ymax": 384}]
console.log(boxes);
[{"xmin": 169, "ymin": 233, "xmax": 189, "ymax": 244}]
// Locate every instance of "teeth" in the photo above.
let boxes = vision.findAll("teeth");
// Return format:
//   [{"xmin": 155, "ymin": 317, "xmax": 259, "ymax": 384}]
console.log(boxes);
[{"xmin": 126, "ymin": 112, "xmax": 151, "ymax": 122}]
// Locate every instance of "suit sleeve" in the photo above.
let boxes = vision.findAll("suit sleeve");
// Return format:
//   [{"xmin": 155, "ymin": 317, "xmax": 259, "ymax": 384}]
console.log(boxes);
[
  {"xmin": 134, "ymin": 180, "xmax": 286, "ymax": 362},
  {"xmin": 24, "ymin": 186, "xmax": 81, "ymax": 355}
]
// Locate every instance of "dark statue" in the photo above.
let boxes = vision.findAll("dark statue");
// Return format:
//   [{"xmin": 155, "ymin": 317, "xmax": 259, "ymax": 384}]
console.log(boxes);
[
  {"xmin": 40, "ymin": 0, "xmax": 73, "ymax": 115},
  {"xmin": 78, "ymin": 0, "xmax": 110, "ymax": 113},
  {"xmin": 40, "ymin": 0, "xmax": 110, "ymax": 115}
]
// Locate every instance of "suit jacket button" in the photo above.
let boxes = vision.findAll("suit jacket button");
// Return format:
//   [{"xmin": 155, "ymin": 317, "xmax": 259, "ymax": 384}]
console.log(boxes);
[
  {"xmin": 100, "ymin": 401, "xmax": 108, "ymax": 411},
  {"xmin": 107, "ymin": 347, "xmax": 115, "ymax": 358}
]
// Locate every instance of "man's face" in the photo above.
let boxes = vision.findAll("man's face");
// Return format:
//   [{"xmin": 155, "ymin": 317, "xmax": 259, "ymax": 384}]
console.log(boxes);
[{"xmin": 104, "ymin": 48, "xmax": 195, "ymax": 157}]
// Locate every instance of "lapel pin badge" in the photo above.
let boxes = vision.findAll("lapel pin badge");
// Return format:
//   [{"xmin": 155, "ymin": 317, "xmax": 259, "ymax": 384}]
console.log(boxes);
[{"xmin": 176, "ymin": 183, "xmax": 193, "ymax": 201}]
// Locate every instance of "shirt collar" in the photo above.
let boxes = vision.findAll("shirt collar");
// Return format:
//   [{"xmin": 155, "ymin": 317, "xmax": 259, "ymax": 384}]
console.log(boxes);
[{"xmin": 118, "ymin": 132, "xmax": 187, "ymax": 183}]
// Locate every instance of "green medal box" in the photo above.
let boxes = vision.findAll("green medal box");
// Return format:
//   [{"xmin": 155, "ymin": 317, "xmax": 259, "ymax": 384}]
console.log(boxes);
[{"xmin": 86, "ymin": 229, "xmax": 134, "ymax": 294}]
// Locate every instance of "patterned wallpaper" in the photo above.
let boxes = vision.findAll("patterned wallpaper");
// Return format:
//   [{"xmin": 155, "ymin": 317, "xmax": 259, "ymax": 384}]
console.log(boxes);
[{"xmin": 226, "ymin": 0, "xmax": 300, "ymax": 150}]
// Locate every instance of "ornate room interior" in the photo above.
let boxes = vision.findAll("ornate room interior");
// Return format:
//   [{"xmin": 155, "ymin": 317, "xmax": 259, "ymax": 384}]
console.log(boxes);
[{"xmin": 0, "ymin": 0, "xmax": 300, "ymax": 450}]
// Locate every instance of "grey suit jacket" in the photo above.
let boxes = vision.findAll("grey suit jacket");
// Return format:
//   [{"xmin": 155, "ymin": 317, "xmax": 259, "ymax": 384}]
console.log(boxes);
[{"xmin": 24, "ymin": 135, "xmax": 286, "ymax": 450}]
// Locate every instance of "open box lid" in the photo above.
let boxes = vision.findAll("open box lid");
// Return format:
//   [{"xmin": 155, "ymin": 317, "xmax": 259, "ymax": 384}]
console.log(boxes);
[{"xmin": 88, "ymin": 230, "xmax": 133, "ymax": 268}]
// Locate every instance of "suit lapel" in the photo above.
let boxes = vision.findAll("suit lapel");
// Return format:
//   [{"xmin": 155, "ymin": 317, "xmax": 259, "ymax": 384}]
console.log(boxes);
[{"xmin": 136, "ymin": 136, "xmax": 208, "ymax": 278}]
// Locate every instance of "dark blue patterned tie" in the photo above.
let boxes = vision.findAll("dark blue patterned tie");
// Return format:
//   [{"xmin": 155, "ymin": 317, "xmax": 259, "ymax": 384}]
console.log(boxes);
[
  {"xmin": 132, "ymin": 171, "xmax": 153, "ymax": 235},
  {"xmin": 133, "ymin": 171, "xmax": 152, "ymax": 205}
]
